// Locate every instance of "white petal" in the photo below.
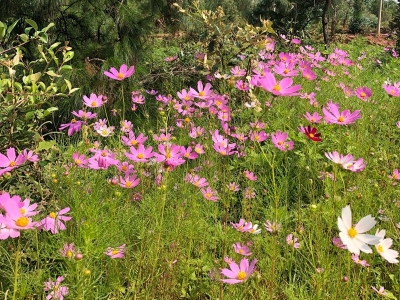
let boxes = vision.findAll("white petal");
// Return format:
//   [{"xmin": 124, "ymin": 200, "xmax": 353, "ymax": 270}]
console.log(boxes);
[
  {"xmin": 338, "ymin": 216, "xmax": 348, "ymax": 233},
  {"xmin": 341, "ymin": 205, "xmax": 352, "ymax": 229},
  {"xmin": 382, "ymin": 249, "xmax": 399, "ymax": 263},
  {"xmin": 375, "ymin": 229, "xmax": 385, "ymax": 239},
  {"xmin": 356, "ymin": 233, "xmax": 381, "ymax": 245},
  {"xmin": 340, "ymin": 232, "xmax": 359, "ymax": 254},
  {"xmin": 355, "ymin": 215, "xmax": 376, "ymax": 233},
  {"xmin": 353, "ymin": 238, "xmax": 373, "ymax": 254}
]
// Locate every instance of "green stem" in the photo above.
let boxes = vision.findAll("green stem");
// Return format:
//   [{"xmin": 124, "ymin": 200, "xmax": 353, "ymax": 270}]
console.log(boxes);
[{"xmin": 12, "ymin": 236, "xmax": 21, "ymax": 300}]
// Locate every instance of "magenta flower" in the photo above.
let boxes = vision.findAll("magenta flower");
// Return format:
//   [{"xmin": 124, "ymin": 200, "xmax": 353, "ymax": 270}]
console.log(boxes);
[
  {"xmin": 190, "ymin": 81, "xmax": 213, "ymax": 100},
  {"xmin": 72, "ymin": 152, "xmax": 89, "ymax": 168},
  {"xmin": 125, "ymin": 144, "xmax": 154, "ymax": 163},
  {"xmin": 257, "ymin": 72, "xmax": 301, "ymax": 96},
  {"xmin": 185, "ymin": 174, "xmax": 209, "ymax": 188},
  {"xmin": 332, "ymin": 237, "xmax": 348, "ymax": 249},
  {"xmin": 119, "ymin": 174, "xmax": 140, "ymax": 189},
  {"xmin": 271, "ymin": 131, "xmax": 294, "ymax": 151},
  {"xmin": 82, "ymin": 93, "xmax": 106, "ymax": 108},
  {"xmin": 44, "ymin": 276, "xmax": 68, "ymax": 300},
  {"xmin": 233, "ymin": 242, "xmax": 252, "ymax": 256},
  {"xmin": 22, "ymin": 149, "xmax": 39, "ymax": 162},
  {"xmin": 40, "ymin": 207, "xmax": 72, "ymax": 234},
  {"xmin": 71, "ymin": 110, "xmax": 97, "ymax": 120},
  {"xmin": 249, "ymin": 131, "xmax": 269, "ymax": 143},
  {"xmin": 0, "ymin": 147, "xmax": 26, "ymax": 169},
  {"xmin": 382, "ymin": 83, "xmax": 400, "ymax": 97},
  {"xmin": 104, "ymin": 64, "xmax": 135, "ymax": 80},
  {"xmin": 355, "ymin": 86, "xmax": 372, "ymax": 101},
  {"xmin": 105, "ymin": 244, "xmax": 126, "ymax": 258},
  {"xmin": 221, "ymin": 258, "xmax": 257, "ymax": 284},
  {"xmin": 286, "ymin": 234, "xmax": 300, "ymax": 248},
  {"xmin": 322, "ymin": 102, "xmax": 361, "ymax": 125},
  {"xmin": 59, "ymin": 119, "xmax": 84, "ymax": 136},
  {"xmin": 0, "ymin": 199, "xmax": 37, "ymax": 233}
]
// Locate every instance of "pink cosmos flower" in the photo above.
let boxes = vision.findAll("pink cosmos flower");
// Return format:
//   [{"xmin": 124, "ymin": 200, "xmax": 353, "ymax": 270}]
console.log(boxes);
[
  {"xmin": 119, "ymin": 174, "xmax": 140, "ymax": 189},
  {"xmin": 355, "ymin": 86, "xmax": 372, "ymax": 101},
  {"xmin": 271, "ymin": 131, "xmax": 294, "ymax": 151},
  {"xmin": 82, "ymin": 93, "xmax": 106, "ymax": 108},
  {"xmin": 22, "ymin": 149, "xmax": 39, "ymax": 163},
  {"xmin": 121, "ymin": 132, "xmax": 148, "ymax": 147},
  {"xmin": 286, "ymin": 234, "xmax": 300, "ymax": 248},
  {"xmin": 231, "ymin": 219, "xmax": 252, "ymax": 232},
  {"xmin": 227, "ymin": 182, "xmax": 240, "ymax": 192},
  {"xmin": 302, "ymin": 68, "xmax": 316, "ymax": 80},
  {"xmin": 59, "ymin": 119, "xmax": 84, "ymax": 136},
  {"xmin": 388, "ymin": 169, "xmax": 400, "ymax": 180},
  {"xmin": 382, "ymin": 84, "xmax": 400, "ymax": 97},
  {"xmin": 249, "ymin": 131, "xmax": 269, "ymax": 143},
  {"xmin": 177, "ymin": 89, "xmax": 194, "ymax": 101},
  {"xmin": 264, "ymin": 220, "xmax": 281, "ymax": 233},
  {"xmin": 233, "ymin": 242, "xmax": 252, "ymax": 256},
  {"xmin": 235, "ymin": 80, "xmax": 250, "ymax": 91},
  {"xmin": 221, "ymin": 258, "xmax": 257, "ymax": 284},
  {"xmin": 230, "ymin": 66, "xmax": 246, "ymax": 77},
  {"xmin": 104, "ymin": 64, "xmax": 135, "ymax": 80},
  {"xmin": 72, "ymin": 110, "xmax": 97, "ymax": 120},
  {"xmin": 0, "ymin": 147, "xmax": 26, "ymax": 169},
  {"xmin": 60, "ymin": 243, "xmax": 76, "ymax": 259},
  {"xmin": 72, "ymin": 152, "xmax": 89, "ymax": 168},
  {"xmin": 332, "ymin": 237, "xmax": 348, "ymax": 249},
  {"xmin": 190, "ymin": 81, "xmax": 213, "ymax": 100},
  {"xmin": 371, "ymin": 286, "xmax": 388, "ymax": 296},
  {"xmin": 44, "ymin": 276, "xmax": 68, "ymax": 300},
  {"xmin": 244, "ymin": 170, "xmax": 257, "ymax": 181},
  {"xmin": 185, "ymin": 174, "xmax": 209, "ymax": 188},
  {"xmin": 257, "ymin": 72, "xmax": 301, "ymax": 96},
  {"xmin": 351, "ymin": 254, "xmax": 370, "ymax": 267},
  {"xmin": 303, "ymin": 112, "xmax": 322, "ymax": 123},
  {"xmin": 105, "ymin": 244, "xmax": 126, "ymax": 258},
  {"xmin": 0, "ymin": 199, "xmax": 37, "ymax": 235},
  {"xmin": 322, "ymin": 102, "xmax": 361, "ymax": 125},
  {"xmin": 125, "ymin": 144, "xmax": 154, "ymax": 163},
  {"xmin": 200, "ymin": 187, "xmax": 219, "ymax": 201},
  {"xmin": 40, "ymin": 207, "xmax": 72, "ymax": 234}
]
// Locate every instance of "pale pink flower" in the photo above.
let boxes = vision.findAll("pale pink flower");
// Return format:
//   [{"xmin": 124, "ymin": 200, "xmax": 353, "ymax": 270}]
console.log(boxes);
[
  {"xmin": 200, "ymin": 187, "xmax": 219, "ymax": 202},
  {"xmin": 233, "ymin": 242, "xmax": 252, "ymax": 256},
  {"xmin": 264, "ymin": 220, "xmax": 281, "ymax": 233},
  {"xmin": 105, "ymin": 244, "xmax": 126, "ymax": 258},
  {"xmin": 371, "ymin": 286, "xmax": 388, "ymax": 296},
  {"xmin": 44, "ymin": 276, "xmax": 68, "ymax": 300},
  {"xmin": 322, "ymin": 102, "xmax": 361, "ymax": 125},
  {"xmin": 257, "ymin": 72, "xmax": 301, "ymax": 96},
  {"xmin": 82, "ymin": 93, "xmax": 106, "ymax": 108},
  {"xmin": 303, "ymin": 112, "xmax": 322, "ymax": 123},
  {"xmin": 271, "ymin": 131, "xmax": 294, "ymax": 151},
  {"xmin": 231, "ymin": 219, "xmax": 252, "ymax": 232},
  {"xmin": 244, "ymin": 170, "xmax": 257, "ymax": 181},
  {"xmin": 351, "ymin": 254, "xmax": 370, "ymax": 267},
  {"xmin": 0, "ymin": 147, "xmax": 26, "ymax": 169},
  {"xmin": 286, "ymin": 234, "xmax": 300, "ymax": 248}
]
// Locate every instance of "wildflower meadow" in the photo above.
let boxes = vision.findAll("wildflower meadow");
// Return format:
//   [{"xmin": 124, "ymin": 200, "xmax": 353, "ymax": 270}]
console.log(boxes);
[{"xmin": 1, "ymin": 5, "xmax": 400, "ymax": 300}]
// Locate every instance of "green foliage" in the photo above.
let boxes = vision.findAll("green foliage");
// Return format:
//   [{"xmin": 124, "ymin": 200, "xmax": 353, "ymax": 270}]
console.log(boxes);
[{"xmin": 0, "ymin": 20, "xmax": 78, "ymax": 150}]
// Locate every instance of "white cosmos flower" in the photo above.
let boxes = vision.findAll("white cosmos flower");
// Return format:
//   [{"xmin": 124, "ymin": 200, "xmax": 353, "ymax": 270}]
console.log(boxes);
[
  {"xmin": 337, "ymin": 205, "xmax": 381, "ymax": 255},
  {"xmin": 375, "ymin": 229, "xmax": 399, "ymax": 264}
]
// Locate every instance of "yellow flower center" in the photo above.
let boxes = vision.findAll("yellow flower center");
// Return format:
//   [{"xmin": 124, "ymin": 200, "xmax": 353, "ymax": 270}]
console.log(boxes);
[
  {"xmin": 165, "ymin": 150, "xmax": 171, "ymax": 159},
  {"xmin": 305, "ymin": 74, "xmax": 310, "ymax": 79},
  {"xmin": 236, "ymin": 271, "xmax": 247, "ymax": 280},
  {"xmin": 239, "ymin": 249, "xmax": 244, "ymax": 254},
  {"xmin": 184, "ymin": 95, "xmax": 190, "ymax": 101},
  {"xmin": 277, "ymin": 141, "xmax": 283, "ymax": 145},
  {"xmin": 348, "ymin": 227, "xmax": 357, "ymax": 238},
  {"xmin": 337, "ymin": 116, "xmax": 345, "ymax": 122},
  {"xmin": 137, "ymin": 153, "xmax": 144, "ymax": 159},
  {"xmin": 71, "ymin": 119, "xmax": 77, "ymax": 123},
  {"xmin": 9, "ymin": 161, "xmax": 16, "ymax": 167},
  {"xmin": 377, "ymin": 245, "xmax": 384, "ymax": 253},
  {"xmin": 205, "ymin": 193, "xmax": 211, "ymax": 199},
  {"xmin": 273, "ymin": 84, "xmax": 281, "ymax": 91},
  {"xmin": 311, "ymin": 117, "xmax": 315, "ymax": 122},
  {"xmin": 15, "ymin": 217, "xmax": 29, "ymax": 227},
  {"xmin": 75, "ymin": 159, "xmax": 81, "ymax": 165},
  {"xmin": 130, "ymin": 140, "xmax": 137, "ymax": 146},
  {"xmin": 20, "ymin": 208, "xmax": 26, "ymax": 215},
  {"xmin": 101, "ymin": 129, "xmax": 108, "ymax": 136},
  {"xmin": 49, "ymin": 212, "xmax": 57, "ymax": 219},
  {"xmin": 67, "ymin": 250, "xmax": 73, "ymax": 258},
  {"xmin": 117, "ymin": 73, "xmax": 124, "ymax": 79},
  {"xmin": 125, "ymin": 181, "xmax": 132, "ymax": 187},
  {"xmin": 101, "ymin": 151, "xmax": 107, "ymax": 157},
  {"xmin": 394, "ymin": 174, "xmax": 399, "ymax": 179},
  {"xmin": 360, "ymin": 92, "xmax": 366, "ymax": 97},
  {"xmin": 112, "ymin": 249, "xmax": 119, "ymax": 255},
  {"xmin": 309, "ymin": 133, "xmax": 315, "ymax": 138},
  {"xmin": 184, "ymin": 117, "xmax": 190, "ymax": 124},
  {"xmin": 91, "ymin": 101, "xmax": 97, "ymax": 107},
  {"xmin": 283, "ymin": 69, "xmax": 289, "ymax": 74},
  {"xmin": 198, "ymin": 91, "xmax": 205, "ymax": 97},
  {"xmin": 122, "ymin": 165, "xmax": 127, "ymax": 171}
]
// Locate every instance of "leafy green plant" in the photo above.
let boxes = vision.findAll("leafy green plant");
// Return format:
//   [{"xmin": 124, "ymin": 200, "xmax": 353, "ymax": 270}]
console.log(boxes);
[{"xmin": 0, "ymin": 19, "xmax": 78, "ymax": 150}]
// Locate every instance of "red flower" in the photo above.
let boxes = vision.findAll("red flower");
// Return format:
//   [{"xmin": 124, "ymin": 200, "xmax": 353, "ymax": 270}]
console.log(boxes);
[{"xmin": 298, "ymin": 126, "xmax": 322, "ymax": 142}]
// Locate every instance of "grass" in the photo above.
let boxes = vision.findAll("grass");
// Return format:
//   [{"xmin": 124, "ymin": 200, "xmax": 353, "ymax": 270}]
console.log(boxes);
[{"xmin": 1, "ymin": 35, "xmax": 400, "ymax": 299}]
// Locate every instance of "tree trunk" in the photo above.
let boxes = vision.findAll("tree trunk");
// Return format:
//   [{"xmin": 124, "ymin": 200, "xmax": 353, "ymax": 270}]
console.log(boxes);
[{"xmin": 322, "ymin": 0, "xmax": 332, "ymax": 47}]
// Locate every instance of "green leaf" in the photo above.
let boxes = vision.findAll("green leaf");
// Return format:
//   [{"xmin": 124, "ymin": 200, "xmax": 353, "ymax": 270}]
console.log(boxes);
[
  {"xmin": 25, "ymin": 19, "xmax": 38, "ymax": 31},
  {"xmin": 0, "ymin": 21, "xmax": 6, "ymax": 40},
  {"xmin": 19, "ymin": 34, "xmax": 29, "ymax": 42},
  {"xmin": 49, "ymin": 42, "xmax": 61, "ymax": 50},
  {"xmin": 63, "ymin": 51, "xmax": 74, "ymax": 63},
  {"xmin": 26, "ymin": 111, "xmax": 36, "ymax": 120},
  {"xmin": 37, "ymin": 140, "xmax": 57, "ymax": 151},
  {"xmin": 6, "ymin": 20, "xmax": 19, "ymax": 35},
  {"xmin": 46, "ymin": 70, "xmax": 61, "ymax": 77},
  {"xmin": 64, "ymin": 79, "xmax": 72, "ymax": 92},
  {"xmin": 30, "ymin": 72, "xmax": 41, "ymax": 83},
  {"xmin": 69, "ymin": 88, "xmax": 80, "ymax": 94},
  {"xmin": 42, "ymin": 22, "xmax": 55, "ymax": 33},
  {"xmin": 43, "ymin": 107, "xmax": 58, "ymax": 117},
  {"xmin": 60, "ymin": 65, "xmax": 73, "ymax": 71}
]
